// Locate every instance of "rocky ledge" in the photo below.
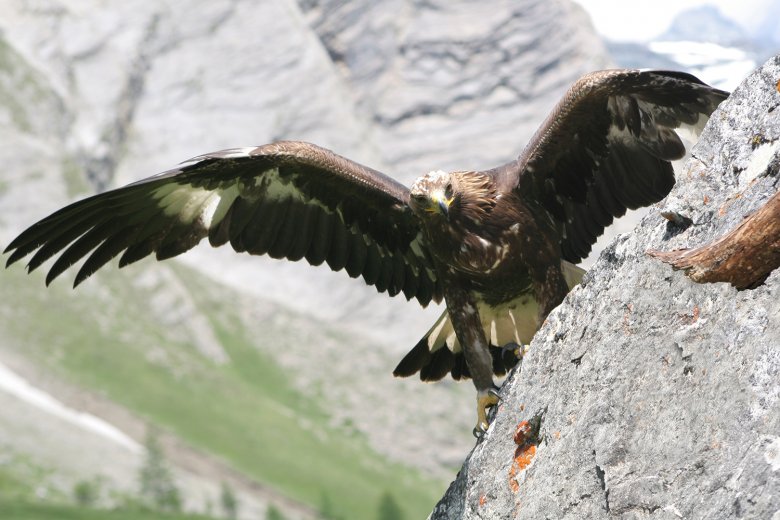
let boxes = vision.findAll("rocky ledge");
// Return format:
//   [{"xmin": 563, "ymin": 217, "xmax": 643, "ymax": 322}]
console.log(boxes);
[{"xmin": 432, "ymin": 56, "xmax": 780, "ymax": 519}]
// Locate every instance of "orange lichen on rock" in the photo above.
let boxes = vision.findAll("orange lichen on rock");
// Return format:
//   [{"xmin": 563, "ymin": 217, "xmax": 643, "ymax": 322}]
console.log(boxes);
[
  {"xmin": 508, "ymin": 419, "xmax": 539, "ymax": 493},
  {"xmin": 513, "ymin": 420, "xmax": 532, "ymax": 445},
  {"xmin": 514, "ymin": 444, "xmax": 537, "ymax": 470},
  {"xmin": 479, "ymin": 494, "xmax": 487, "ymax": 507},
  {"xmin": 508, "ymin": 465, "xmax": 520, "ymax": 493}
]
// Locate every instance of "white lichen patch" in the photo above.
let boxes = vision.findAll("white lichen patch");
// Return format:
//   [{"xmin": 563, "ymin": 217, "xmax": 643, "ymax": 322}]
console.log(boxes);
[
  {"xmin": 740, "ymin": 139, "xmax": 780, "ymax": 189},
  {"xmin": 764, "ymin": 436, "xmax": 780, "ymax": 472}
]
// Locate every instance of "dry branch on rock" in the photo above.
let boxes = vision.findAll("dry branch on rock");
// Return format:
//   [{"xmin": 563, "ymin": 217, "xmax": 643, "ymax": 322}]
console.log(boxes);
[{"xmin": 648, "ymin": 191, "xmax": 780, "ymax": 289}]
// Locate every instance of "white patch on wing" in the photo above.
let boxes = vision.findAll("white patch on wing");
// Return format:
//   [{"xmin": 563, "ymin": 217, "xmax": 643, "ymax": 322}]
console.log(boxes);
[
  {"xmin": 152, "ymin": 183, "xmax": 241, "ymax": 227},
  {"xmin": 198, "ymin": 194, "xmax": 222, "ymax": 228},
  {"xmin": 178, "ymin": 147, "xmax": 257, "ymax": 168},
  {"xmin": 200, "ymin": 185, "xmax": 240, "ymax": 229},
  {"xmin": 426, "ymin": 311, "xmax": 450, "ymax": 349},
  {"xmin": 632, "ymin": 98, "xmax": 713, "ymax": 159},
  {"xmin": 236, "ymin": 165, "xmax": 332, "ymax": 215},
  {"xmin": 445, "ymin": 332, "xmax": 457, "ymax": 350},
  {"xmin": 482, "ymin": 298, "xmax": 538, "ymax": 346},
  {"xmin": 409, "ymin": 232, "xmax": 437, "ymax": 280},
  {"xmin": 674, "ymin": 119, "xmax": 708, "ymax": 143},
  {"xmin": 606, "ymin": 118, "xmax": 634, "ymax": 144},
  {"xmin": 219, "ymin": 147, "xmax": 257, "ymax": 158},
  {"xmin": 156, "ymin": 186, "xmax": 207, "ymax": 218},
  {"xmin": 421, "ymin": 294, "xmax": 542, "ymax": 356},
  {"xmin": 562, "ymin": 260, "xmax": 586, "ymax": 289},
  {"xmin": 410, "ymin": 234, "xmax": 425, "ymax": 258}
]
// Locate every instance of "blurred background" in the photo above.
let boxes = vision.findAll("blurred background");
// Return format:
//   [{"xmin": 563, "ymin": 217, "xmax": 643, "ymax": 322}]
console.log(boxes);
[{"xmin": 0, "ymin": 1, "xmax": 775, "ymax": 519}]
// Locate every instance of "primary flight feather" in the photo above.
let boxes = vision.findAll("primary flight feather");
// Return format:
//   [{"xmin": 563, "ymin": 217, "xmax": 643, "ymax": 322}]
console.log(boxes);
[{"xmin": 4, "ymin": 69, "xmax": 728, "ymax": 434}]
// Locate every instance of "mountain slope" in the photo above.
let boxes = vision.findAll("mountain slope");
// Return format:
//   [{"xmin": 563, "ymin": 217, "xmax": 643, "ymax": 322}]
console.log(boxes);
[
  {"xmin": 1, "ymin": 261, "xmax": 444, "ymax": 519},
  {"xmin": 0, "ymin": 0, "xmax": 612, "ymax": 517}
]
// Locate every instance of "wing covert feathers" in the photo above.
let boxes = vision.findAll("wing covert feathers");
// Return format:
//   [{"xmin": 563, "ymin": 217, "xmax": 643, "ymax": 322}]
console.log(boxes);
[
  {"xmin": 515, "ymin": 69, "xmax": 728, "ymax": 263},
  {"xmin": 4, "ymin": 142, "xmax": 441, "ymax": 306}
]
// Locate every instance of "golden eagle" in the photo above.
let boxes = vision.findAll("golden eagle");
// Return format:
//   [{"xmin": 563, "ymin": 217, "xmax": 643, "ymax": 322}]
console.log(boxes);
[{"xmin": 4, "ymin": 69, "xmax": 727, "ymax": 434}]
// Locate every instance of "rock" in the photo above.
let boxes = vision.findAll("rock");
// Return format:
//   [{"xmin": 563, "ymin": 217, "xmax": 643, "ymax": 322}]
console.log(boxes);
[{"xmin": 431, "ymin": 56, "xmax": 780, "ymax": 519}]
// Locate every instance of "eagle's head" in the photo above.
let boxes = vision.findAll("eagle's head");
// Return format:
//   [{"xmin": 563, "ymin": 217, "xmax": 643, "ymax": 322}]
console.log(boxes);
[{"xmin": 409, "ymin": 170, "xmax": 496, "ymax": 227}]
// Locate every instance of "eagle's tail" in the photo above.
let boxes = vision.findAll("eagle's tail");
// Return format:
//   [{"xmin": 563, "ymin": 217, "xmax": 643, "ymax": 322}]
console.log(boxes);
[{"xmin": 393, "ymin": 261, "xmax": 585, "ymax": 382}]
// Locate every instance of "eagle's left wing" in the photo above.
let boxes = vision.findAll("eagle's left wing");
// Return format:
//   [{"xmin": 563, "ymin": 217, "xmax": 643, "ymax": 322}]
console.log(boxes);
[
  {"xmin": 505, "ymin": 69, "xmax": 728, "ymax": 263},
  {"xmin": 4, "ymin": 141, "xmax": 442, "ymax": 306}
]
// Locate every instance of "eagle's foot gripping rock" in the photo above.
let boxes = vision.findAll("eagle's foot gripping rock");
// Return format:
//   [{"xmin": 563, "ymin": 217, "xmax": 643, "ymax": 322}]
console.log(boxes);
[{"xmin": 473, "ymin": 387, "xmax": 501, "ymax": 437}]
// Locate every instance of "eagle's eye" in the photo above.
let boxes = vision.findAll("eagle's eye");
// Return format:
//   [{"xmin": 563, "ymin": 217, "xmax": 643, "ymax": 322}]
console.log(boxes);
[{"xmin": 444, "ymin": 183, "xmax": 453, "ymax": 199}]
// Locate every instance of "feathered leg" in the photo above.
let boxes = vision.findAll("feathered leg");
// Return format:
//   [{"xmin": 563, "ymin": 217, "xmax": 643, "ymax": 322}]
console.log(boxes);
[{"xmin": 445, "ymin": 286, "xmax": 499, "ymax": 436}]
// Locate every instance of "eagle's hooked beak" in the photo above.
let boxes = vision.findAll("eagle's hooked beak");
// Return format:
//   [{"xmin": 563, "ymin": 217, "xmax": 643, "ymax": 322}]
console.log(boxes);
[
  {"xmin": 428, "ymin": 191, "xmax": 453, "ymax": 218},
  {"xmin": 437, "ymin": 198, "xmax": 450, "ymax": 217}
]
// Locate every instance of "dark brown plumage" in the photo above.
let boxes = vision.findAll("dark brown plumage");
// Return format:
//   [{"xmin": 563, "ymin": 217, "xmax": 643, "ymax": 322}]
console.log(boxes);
[{"xmin": 4, "ymin": 69, "xmax": 728, "ymax": 434}]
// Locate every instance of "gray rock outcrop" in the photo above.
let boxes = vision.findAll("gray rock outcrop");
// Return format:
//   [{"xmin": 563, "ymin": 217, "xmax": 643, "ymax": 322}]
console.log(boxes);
[{"xmin": 432, "ymin": 56, "xmax": 780, "ymax": 519}]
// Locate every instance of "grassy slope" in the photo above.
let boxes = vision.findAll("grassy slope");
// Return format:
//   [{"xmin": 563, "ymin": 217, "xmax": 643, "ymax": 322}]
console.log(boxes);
[
  {"xmin": 0, "ymin": 261, "xmax": 445, "ymax": 519},
  {"xmin": 0, "ymin": 448, "xmax": 208, "ymax": 520},
  {"xmin": 0, "ymin": 502, "xmax": 212, "ymax": 520}
]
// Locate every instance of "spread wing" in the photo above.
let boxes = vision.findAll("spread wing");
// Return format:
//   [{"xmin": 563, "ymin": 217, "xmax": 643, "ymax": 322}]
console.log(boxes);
[
  {"xmin": 506, "ymin": 69, "xmax": 729, "ymax": 263},
  {"xmin": 4, "ymin": 141, "xmax": 442, "ymax": 306}
]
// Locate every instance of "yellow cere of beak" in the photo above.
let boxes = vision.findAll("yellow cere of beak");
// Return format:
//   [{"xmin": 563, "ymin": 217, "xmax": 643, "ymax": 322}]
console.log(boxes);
[{"xmin": 427, "ymin": 193, "xmax": 453, "ymax": 214}]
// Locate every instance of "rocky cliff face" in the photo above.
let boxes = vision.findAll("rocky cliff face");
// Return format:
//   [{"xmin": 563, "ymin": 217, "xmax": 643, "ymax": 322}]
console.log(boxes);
[{"xmin": 431, "ymin": 56, "xmax": 780, "ymax": 519}]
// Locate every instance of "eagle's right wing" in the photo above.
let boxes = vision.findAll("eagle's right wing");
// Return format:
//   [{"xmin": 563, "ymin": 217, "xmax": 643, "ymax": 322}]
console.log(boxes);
[
  {"xmin": 5, "ymin": 141, "xmax": 442, "ymax": 306},
  {"xmin": 505, "ymin": 69, "xmax": 728, "ymax": 263}
]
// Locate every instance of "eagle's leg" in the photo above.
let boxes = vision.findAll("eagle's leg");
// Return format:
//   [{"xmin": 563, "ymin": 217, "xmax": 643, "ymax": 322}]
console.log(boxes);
[{"xmin": 445, "ymin": 287, "xmax": 499, "ymax": 436}]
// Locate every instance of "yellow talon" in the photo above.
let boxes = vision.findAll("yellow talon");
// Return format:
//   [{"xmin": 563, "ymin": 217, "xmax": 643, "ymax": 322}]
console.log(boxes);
[{"xmin": 473, "ymin": 389, "xmax": 500, "ymax": 436}]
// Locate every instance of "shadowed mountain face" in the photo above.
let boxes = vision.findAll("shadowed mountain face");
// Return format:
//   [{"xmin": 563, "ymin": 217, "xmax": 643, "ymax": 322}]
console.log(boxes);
[
  {"xmin": 0, "ymin": 0, "xmax": 611, "ymax": 517},
  {"xmin": 0, "ymin": 0, "xmax": 611, "ymax": 348}
]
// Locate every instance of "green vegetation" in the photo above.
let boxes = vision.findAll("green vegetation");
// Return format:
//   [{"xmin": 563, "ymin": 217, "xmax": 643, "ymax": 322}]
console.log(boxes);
[
  {"xmin": 139, "ymin": 429, "xmax": 182, "ymax": 513},
  {"xmin": 0, "ymin": 452, "xmax": 64, "ymax": 503},
  {"xmin": 73, "ymin": 479, "xmax": 102, "ymax": 507},
  {"xmin": 0, "ymin": 262, "xmax": 444, "ymax": 519},
  {"xmin": 219, "ymin": 483, "xmax": 238, "ymax": 520},
  {"xmin": 0, "ymin": 460, "xmax": 38, "ymax": 502},
  {"xmin": 0, "ymin": 454, "xmax": 204, "ymax": 518},
  {"xmin": 0, "ymin": 501, "xmax": 213, "ymax": 520},
  {"xmin": 376, "ymin": 492, "xmax": 404, "ymax": 520}
]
